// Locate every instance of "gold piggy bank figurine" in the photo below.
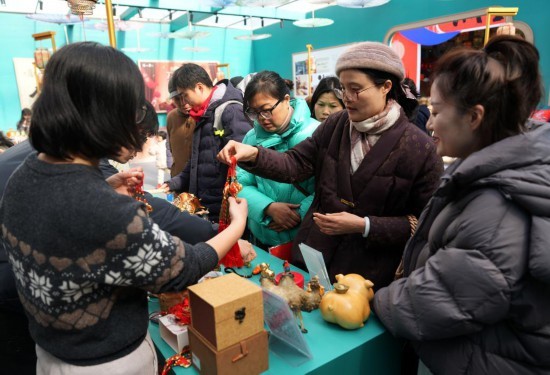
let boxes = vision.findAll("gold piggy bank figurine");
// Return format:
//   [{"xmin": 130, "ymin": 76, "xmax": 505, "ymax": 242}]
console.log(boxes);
[{"xmin": 319, "ymin": 273, "xmax": 374, "ymax": 330}]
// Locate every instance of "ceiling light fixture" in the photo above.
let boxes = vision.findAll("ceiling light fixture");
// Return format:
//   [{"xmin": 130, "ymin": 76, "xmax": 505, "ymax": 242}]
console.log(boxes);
[
  {"xmin": 215, "ymin": 13, "xmax": 219, "ymax": 23},
  {"xmin": 243, "ymin": 16, "xmax": 247, "ymax": 26},
  {"xmin": 168, "ymin": 10, "xmax": 173, "ymax": 20},
  {"xmin": 261, "ymin": 18, "xmax": 264, "ymax": 27},
  {"xmin": 234, "ymin": 33, "xmax": 271, "ymax": 40},
  {"xmin": 280, "ymin": 19, "xmax": 283, "ymax": 28},
  {"xmin": 112, "ymin": 5, "xmax": 116, "ymax": 16},
  {"xmin": 336, "ymin": 0, "xmax": 390, "ymax": 7},
  {"xmin": 293, "ymin": 10, "xmax": 333, "ymax": 28},
  {"xmin": 137, "ymin": 8, "xmax": 142, "ymax": 18},
  {"xmin": 189, "ymin": 12, "xmax": 194, "ymax": 23}
]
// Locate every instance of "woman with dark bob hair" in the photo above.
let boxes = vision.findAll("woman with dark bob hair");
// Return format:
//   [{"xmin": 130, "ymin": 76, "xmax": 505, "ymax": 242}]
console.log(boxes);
[
  {"xmin": 374, "ymin": 35, "xmax": 550, "ymax": 374},
  {"xmin": 309, "ymin": 76, "xmax": 344, "ymax": 121},
  {"xmin": 219, "ymin": 42, "xmax": 443, "ymax": 290},
  {"xmin": 0, "ymin": 42, "xmax": 247, "ymax": 374}
]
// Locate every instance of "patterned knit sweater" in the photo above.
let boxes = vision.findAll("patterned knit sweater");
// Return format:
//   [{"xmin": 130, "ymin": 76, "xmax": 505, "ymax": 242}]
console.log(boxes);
[{"xmin": 0, "ymin": 153, "xmax": 218, "ymax": 365}]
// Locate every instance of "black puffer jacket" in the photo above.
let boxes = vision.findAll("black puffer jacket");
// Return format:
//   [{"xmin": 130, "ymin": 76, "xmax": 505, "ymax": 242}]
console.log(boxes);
[
  {"xmin": 169, "ymin": 83, "xmax": 252, "ymax": 221},
  {"xmin": 374, "ymin": 124, "xmax": 550, "ymax": 374}
]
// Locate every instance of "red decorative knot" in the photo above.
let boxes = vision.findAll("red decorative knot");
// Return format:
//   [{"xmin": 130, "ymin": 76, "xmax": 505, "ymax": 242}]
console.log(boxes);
[
  {"xmin": 132, "ymin": 177, "xmax": 153, "ymax": 212},
  {"xmin": 218, "ymin": 157, "xmax": 244, "ymax": 268}
]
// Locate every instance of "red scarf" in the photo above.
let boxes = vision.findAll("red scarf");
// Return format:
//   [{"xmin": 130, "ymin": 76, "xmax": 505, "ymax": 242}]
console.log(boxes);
[{"xmin": 189, "ymin": 86, "xmax": 217, "ymax": 121}]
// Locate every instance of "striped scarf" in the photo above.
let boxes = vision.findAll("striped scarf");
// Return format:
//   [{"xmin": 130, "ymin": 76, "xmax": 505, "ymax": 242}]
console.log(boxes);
[{"xmin": 349, "ymin": 99, "xmax": 401, "ymax": 174}]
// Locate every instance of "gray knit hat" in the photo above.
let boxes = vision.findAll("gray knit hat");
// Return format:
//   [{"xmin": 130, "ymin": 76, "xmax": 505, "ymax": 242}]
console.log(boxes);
[{"xmin": 335, "ymin": 42, "xmax": 405, "ymax": 81}]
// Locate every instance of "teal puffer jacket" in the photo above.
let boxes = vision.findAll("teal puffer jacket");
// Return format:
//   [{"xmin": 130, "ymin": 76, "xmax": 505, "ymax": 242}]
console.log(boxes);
[{"xmin": 237, "ymin": 98, "xmax": 319, "ymax": 246}]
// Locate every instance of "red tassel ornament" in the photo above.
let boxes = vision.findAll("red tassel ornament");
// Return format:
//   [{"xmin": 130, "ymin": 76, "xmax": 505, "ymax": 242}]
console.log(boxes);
[{"xmin": 218, "ymin": 157, "xmax": 244, "ymax": 268}]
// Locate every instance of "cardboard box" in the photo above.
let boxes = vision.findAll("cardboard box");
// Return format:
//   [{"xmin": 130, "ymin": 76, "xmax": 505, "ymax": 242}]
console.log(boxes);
[
  {"xmin": 189, "ymin": 326, "xmax": 269, "ymax": 375},
  {"xmin": 188, "ymin": 273, "xmax": 264, "ymax": 351},
  {"xmin": 159, "ymin": 314, "xmax": 189, "ymax": 353}
]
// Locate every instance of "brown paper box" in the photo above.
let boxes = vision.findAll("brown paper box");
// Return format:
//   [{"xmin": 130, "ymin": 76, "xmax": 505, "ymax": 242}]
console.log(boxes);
[
  {"xmin": 189, "ymin": 326, "xmax": 269, "ymax": 375},
  {"xmin": 188, "ymin": 273, "xmax": 264, "ymax": 351}
]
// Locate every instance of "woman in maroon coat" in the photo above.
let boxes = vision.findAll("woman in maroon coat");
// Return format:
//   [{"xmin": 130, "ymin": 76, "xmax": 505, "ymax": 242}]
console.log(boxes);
[{"xmin": 219, "ymin": 42, "xmax": 443, "ymax": 289}]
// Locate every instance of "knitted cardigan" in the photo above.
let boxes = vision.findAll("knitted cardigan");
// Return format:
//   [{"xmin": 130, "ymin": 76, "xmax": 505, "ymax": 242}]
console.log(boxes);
[{"xmin": 0, "ymin": 153, "xmax": 218, "ymax": 365}]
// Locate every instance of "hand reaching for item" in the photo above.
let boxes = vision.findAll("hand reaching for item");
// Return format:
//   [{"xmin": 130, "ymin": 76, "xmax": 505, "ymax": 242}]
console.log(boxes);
[{"xmin": 217, "ymin": 140, "xmax": 258, "ymax": 165}]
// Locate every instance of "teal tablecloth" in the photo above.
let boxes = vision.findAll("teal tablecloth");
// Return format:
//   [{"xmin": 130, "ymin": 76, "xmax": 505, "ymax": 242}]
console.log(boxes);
[{"xmin": 149, "ymin": 248, "xmax": 402, "ymax": 374}]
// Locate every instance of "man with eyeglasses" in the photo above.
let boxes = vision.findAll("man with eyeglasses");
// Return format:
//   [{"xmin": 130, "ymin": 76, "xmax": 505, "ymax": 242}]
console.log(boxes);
[
  {"xmin": 160, "ymin": 63, "xmax": 252, "ymax": 222},
  {"xmin": 166, "ymin": 77, "xmax": 196, "ymax": 178}
]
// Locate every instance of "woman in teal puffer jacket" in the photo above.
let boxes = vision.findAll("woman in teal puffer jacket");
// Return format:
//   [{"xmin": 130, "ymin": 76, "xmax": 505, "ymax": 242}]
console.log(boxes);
[{"xmin": 238, "ymin": 71, "xmax": 320, "ymax": 248}]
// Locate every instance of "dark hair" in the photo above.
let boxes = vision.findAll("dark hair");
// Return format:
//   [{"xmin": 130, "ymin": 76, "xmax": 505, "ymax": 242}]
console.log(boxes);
[
  {"xmin": 29, "ymin": 42, "xmax": 145, "ymax": 160},
  {"xmin": 172, "ymin": 63, "xmax": 213, "ymax": 90},
  {"xmin": 309, "ymin": 76, "xmax": 344, "ymax": 118},
  {"xmin": 229, "ymin": 76, "xmax": 244, "ymax": 87},
  {"xmin": 0, "ymin": 131, "xmax": 14, "ymax": 148},
  {"xmin": 243, "ymin": 70, "xmax": 290, "ymax": 112},
  {"xmin": 402, "ymin": 78, "xmax": 420, "ymax": 99},
  {"xmin": 139, "ymin": 101, "xmax": 159, "ymax": 138},
  {"xmin": 358, "ymin": 68, "xmax": 418, "ymax": 120},
  {"xmin": 158, "ymin": 130, "xmax": 167, "ymax": 140},
  {"xmin": 433, "ymin": 35, "xmax": 542, "ymax": 147},
  {"xmin": 17, "ymin": 108, "xmax": 32, "ymax": 128}
]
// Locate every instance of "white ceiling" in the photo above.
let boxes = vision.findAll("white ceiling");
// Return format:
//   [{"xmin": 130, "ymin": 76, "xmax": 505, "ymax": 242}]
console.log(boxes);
[{"xmin": 0, "ymin": 0, "xmax": 338, "ymax": 31}]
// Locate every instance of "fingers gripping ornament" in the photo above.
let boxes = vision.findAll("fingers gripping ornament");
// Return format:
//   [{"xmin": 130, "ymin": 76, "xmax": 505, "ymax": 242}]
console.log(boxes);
[
  {"xmin": 218, "ymin": 157, "xmax": 244, "ymax": 268},
  {"xmin": 132, "ymin": 175, "xmax": 153, "ymax": 212}
]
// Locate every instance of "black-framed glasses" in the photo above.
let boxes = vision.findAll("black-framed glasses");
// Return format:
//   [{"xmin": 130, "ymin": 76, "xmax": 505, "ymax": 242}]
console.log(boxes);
[
  {"xmin": 245, "ymin": 99, "xmax": 282, "ymax": 122},
  {"xmin": 334, "ymin": 84, "xmax": 379, "ymax": 101},
  {"xmin": 136, "ymin": 105, "xmax": 148, "ymax": 124}
]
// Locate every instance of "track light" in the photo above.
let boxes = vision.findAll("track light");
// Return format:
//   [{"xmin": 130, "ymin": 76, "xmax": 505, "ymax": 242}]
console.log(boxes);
[
  {"xmin": 189, "ymin": 12, "xmax": 193, "ymax": 23},
  {"xmin": 280, "ymin": 19, "xmax": 283, "ymax": 28},
  {"xmin": 168, "ymin": 10, "xmax": 173, "ymax": 20},
  {"xmin": 215, "ymin": 13, "xmax": 219, "ymax": 23},
  {"xmin": 243, "ymin": 16, "xmax": 247, "ymax": 26},
  {"xmin": 39, "ymin": 0, "xmax": 43, "ymax": 10},
  {"xmin": 137, "ymin": 8, "xmax": 142, "ymax": 18},
  {"xmin": 261, "ymin": 18, "xmax": 264, "ymax": 27},
  {"xmin": 112, "ymin": 6, "xmax": 116, "ymax": 16}
]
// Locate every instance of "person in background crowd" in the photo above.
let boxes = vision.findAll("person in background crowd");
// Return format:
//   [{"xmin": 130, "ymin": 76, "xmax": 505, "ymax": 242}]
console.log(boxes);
[
  {"xmin": 149, "ymin": 130, "xmax": 169, "ymax": 187},
  {"xmin": 402, "ymin": 77, "xmax": 430, "ymax": 134},
  {"xmin": 238, "ymin": 71, "xmax": 319, "ymax": 249},
  {"xmin": 16, "ymin": 108, "xmax": 32, "ymax": 134},
  {"xmin": 219, "ymin": 41, "xmax": 443, "ymax": 289},
  {"xmin": 166, "ymin": 76, "xmax": 195, "ymax": 177},
  {"xmin": 0, "ymin": 42, "xmax": 247, "ymax": 374},
  {"xmin": 309, "ymin": 76, "xmax": 345, "ymax": 122},
  {"xmin": 0, "ymin": 131, "xmax": 14, "ymax": 153},
  {"xmin": 160, "ymin": 63, "xmax": 252, "ymax": 222},
  {"xmin": 374, "ymin": 35, "xmax": 550, "ymax": 375}
]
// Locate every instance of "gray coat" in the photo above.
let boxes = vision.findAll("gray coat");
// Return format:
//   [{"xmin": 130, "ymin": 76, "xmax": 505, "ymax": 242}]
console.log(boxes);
[{"xmin": 373, "ymin": 124, "xmax": 550, "ymax": 374}]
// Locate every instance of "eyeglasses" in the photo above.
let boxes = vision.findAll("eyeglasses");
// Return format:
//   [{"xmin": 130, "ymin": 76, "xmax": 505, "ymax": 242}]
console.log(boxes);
[
  {"xmin": 334, "ymin": 84, "xmax": 379, "ymax": 101},
  {"xmin": 245, "ymin": 99, "xmax": 282, "ymax": 122},
  {"xmin": 136, "ymin": 105, "xmax": 147, "ymax": 124}
]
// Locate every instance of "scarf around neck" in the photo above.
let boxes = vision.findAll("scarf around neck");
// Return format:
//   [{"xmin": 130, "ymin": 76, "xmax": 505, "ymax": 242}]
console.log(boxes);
[
  {"xmin": 189, "ymin": 86, "xmax": 218, "ymax": 121},
  {"xmin": 349, "ymin": 99, "xmax": 401, "ymax": 174}
]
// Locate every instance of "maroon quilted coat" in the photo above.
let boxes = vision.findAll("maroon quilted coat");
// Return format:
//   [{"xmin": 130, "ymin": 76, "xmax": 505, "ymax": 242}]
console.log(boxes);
[{"xmin": 240, "ymin": 109, "xmax": 443, "ymax": 289}]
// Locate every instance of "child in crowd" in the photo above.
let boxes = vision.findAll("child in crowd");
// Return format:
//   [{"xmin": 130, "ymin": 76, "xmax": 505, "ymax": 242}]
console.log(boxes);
[{"xmin": 149, "ymin": 130, "xmax": 169, "ymax": 187}]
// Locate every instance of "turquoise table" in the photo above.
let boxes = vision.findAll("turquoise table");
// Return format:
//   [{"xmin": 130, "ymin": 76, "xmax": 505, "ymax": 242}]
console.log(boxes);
[{"xmin": 148, "ymin": 249, "xmax": 402, "ymax": 374}]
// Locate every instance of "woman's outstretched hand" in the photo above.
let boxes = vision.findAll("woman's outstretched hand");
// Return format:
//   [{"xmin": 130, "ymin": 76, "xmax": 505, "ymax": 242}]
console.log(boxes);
[
  {"xmin": 217, "ymin": 140, "xmax": 259, "ymax": 165},
  {"xmin": 313, "ymin": 212, "xmax": 365, "ymax": 236}
]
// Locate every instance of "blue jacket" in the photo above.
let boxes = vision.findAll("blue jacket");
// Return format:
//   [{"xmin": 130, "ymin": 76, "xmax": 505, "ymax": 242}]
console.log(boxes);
[
  {"xmin": 168, "ymin": 83, "xmax": 252, "ymax": 221},
  {"xmin": 238, "ymin": 98, "xmax": 319, "ymax": 246}
]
